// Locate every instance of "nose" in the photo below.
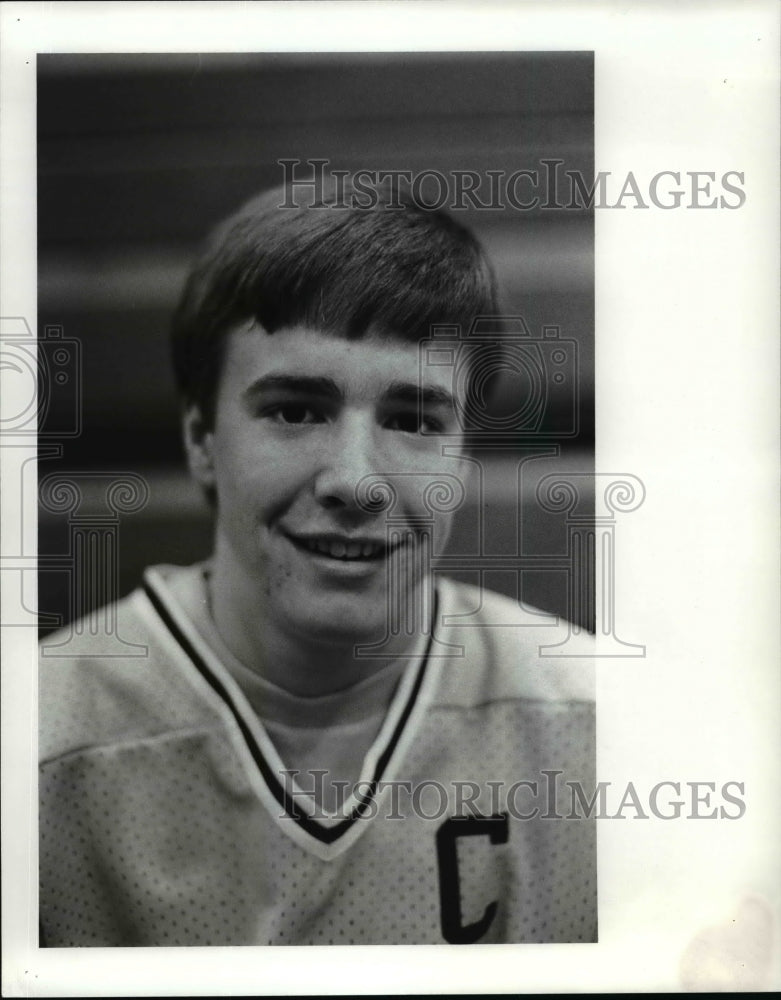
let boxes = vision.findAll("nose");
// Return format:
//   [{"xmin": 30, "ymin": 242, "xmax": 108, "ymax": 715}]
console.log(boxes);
[{"xmin": 313, "ymin": 412, "xmax": 383, "ymax": 513}]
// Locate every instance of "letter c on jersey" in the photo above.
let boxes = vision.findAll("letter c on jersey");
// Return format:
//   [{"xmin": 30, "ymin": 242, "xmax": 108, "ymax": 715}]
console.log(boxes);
[{"xmin": 436, "ymin": 813, "xmax": 509, "ymax": 943}]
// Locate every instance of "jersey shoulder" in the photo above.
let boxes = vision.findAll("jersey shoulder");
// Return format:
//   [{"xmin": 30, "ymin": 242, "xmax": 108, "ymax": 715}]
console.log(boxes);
[
  {"xmin": 433, "ymin": 576, "xmax": 595, "ymax": 709},
  {"xmin": 38, "ymin": 576, "xmax": 213, "ymax": 765}
]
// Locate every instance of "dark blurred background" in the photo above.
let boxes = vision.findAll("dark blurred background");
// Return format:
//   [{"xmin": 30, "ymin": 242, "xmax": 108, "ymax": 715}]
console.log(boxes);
[{"xmin": 37, "ymin": 51, "xmax": 594, "ymax": 634}]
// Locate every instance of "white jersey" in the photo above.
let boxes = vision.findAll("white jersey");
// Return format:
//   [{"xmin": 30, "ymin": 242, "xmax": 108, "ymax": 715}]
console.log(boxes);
[{"xmin": 39, "ymin": 564, "xmax": 596, "ymax": 946}]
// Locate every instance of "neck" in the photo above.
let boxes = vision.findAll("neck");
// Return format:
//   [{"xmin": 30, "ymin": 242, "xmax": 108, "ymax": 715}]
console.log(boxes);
[{"xmin": 206, "ymin": 550, "xmax": 430, "ymax": 698}]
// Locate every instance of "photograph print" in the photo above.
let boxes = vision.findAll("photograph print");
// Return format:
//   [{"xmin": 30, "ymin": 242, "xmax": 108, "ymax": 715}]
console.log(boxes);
[{"xmin": 36, "ymin": 50, "xmax": 597, "ymax": 947}]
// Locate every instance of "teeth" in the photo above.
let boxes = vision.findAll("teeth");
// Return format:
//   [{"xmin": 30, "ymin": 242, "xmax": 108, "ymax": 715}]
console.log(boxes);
[{"xmin": 302, "ymin": 537, "xmax": 382, "ymax": 560}]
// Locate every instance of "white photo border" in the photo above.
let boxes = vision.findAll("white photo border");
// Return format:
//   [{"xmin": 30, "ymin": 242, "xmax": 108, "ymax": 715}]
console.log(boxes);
[{"xmin": 1, "ymin": 1, "xmax": 779, "ymax": 995}]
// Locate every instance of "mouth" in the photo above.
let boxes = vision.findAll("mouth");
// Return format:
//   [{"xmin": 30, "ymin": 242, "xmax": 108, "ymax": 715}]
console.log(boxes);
[{"xmin": 285, "ymin": 533, "xmax": 396, "ymax": 562}]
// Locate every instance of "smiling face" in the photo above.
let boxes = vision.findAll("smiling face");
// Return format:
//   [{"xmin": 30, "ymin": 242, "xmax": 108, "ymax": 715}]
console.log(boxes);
[{"xmin": 185, "ymin": 322, "xmax": 466, "ymax": 651}]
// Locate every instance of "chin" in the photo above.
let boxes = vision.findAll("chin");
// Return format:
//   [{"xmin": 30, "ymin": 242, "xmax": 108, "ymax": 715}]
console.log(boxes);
[{"xmin": 289, "ymin": 607, "xmax": 390, "ymax": 648}]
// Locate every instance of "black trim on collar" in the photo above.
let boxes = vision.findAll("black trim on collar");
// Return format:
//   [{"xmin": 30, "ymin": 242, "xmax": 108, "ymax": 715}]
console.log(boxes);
[{"xmin": 143, "ymin": 577, "xmax": 433, "ymax": 845}]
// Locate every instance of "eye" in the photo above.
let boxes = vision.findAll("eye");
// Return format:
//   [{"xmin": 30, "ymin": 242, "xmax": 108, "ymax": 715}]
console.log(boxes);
[
  {"xmin": 385, "ymin": 412, "xmax": 421, "ymax": 433},
  {"xmin": 385, "ymin": 412, "xmax": 443, "ymax": 434},
  {"xmin": 267, "ymin": 403, "xmax": 323, "ymax": 425}
]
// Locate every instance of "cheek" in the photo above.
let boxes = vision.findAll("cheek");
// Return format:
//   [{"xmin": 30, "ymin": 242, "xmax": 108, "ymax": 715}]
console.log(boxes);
[
  {"xmin": 395, "ymin": 455, "xmax": 468, "ymax": 513},
  {"xmin": 432, "ymin": 510, "xmax": 456, "ymax": 549},
  {"xmin": 212, "ymin": 434, "xmax": 299, "ymax": 518}
]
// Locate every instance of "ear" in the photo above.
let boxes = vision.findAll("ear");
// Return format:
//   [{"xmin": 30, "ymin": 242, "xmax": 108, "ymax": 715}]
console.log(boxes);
[{"xmin": 182, "ymin": 404, "xmax": 215, "ymax": 490}]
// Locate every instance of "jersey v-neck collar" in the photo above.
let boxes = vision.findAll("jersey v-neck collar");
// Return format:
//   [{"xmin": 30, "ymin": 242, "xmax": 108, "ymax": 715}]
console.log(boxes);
[
  {"xmin": 176, "ymin": 563, "xmax": 413, "ymax": 732},
  {"xmin": 138, "ymin": 565, "xmax": 440, "ymax": 860}
]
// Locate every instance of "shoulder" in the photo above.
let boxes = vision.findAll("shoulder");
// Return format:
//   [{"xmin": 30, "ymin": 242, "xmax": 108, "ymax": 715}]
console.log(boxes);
[
  {"xmin": 38, "ymin": 564, "xmax": 212, "ymax": 764},
  {"xmin": 432, "ymin": 576, "xmax": 595, "ymax": 708}
]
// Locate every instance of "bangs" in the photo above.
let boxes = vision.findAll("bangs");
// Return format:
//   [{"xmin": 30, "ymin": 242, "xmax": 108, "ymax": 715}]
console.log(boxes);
[{"xmin": 171, "ymin": 182, "xmax": 498, "ymax": 419}]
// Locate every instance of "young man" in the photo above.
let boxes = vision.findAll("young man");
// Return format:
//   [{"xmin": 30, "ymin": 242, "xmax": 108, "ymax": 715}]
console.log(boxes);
[{"xmin": 39, "ymin": 182, "xmax": 596, "ymax": 946}]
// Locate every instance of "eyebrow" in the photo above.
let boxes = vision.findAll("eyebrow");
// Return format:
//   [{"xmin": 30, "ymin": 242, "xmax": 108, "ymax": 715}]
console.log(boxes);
[
  {"xmin": 242, "ymin": 375, "xmax": 344, "ymax": 401},
  {"xmin": 242, "ymin": 374, "xmax": 454, "ymax": 408},
  {"xmin": 381, "ymin": 381, "xmax": 456, "ymax": 409}
]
